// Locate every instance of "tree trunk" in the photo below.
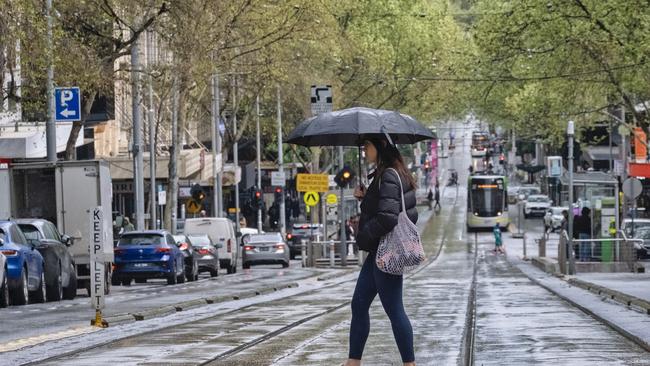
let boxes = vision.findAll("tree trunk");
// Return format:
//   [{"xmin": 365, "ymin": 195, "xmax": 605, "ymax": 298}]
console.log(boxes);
[{"xmin": 64, "ymin": 91, "xmax": 97, "ymax": 160}]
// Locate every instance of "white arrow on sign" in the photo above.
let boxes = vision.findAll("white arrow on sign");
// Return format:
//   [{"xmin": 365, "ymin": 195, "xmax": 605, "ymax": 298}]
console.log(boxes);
[{"xmin": 60, "ymin": 109, "xmax": 77, "ymax": 117}]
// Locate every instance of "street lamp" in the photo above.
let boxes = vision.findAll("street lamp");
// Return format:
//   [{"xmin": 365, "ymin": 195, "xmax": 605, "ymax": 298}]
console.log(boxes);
[{"xmin": 567, "ymin": 120, "xmax": 576, "ymax": 275}]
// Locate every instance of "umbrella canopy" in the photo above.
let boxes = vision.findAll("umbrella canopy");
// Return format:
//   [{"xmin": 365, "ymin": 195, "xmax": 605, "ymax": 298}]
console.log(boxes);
[{"xmin": 286, "ymin": 107, "xmax": 434, "ymax": 147}]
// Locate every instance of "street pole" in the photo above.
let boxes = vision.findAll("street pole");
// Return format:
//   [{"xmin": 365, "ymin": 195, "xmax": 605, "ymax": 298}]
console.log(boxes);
[
  {"xmin": 567, "ymin": 120, "xmax": 576, "ymax": 275},
  {"xmin": 131, "ymin": 32, "xmax": 145, "ymax": 230},
  {"xmin": 211, "ymin": 75, "xmax": 220, "ymax": 217},
  {"xmin": 169, "ymin": 77, "xmax": 179, "ymax": 234},
  {"xmin": 621, "ymin": 106, "xmax": 628, "ymax": 222},
  {"xmin": 148, "ymin": 73, "xmax": 156, "ymax": 229},
  {"xmin": 46, "ymin": 0, "xmax": 56, "ymax": 162},
  {"xmin": 277, "ymin": 85, "xmax": 286, "ymax": 235},
  {"xmin": 338, "ymin": 146, "xmax": 347, "ymax": 267},
  {"xmin": 256, "ymin": 94, "xmax": 263, "ymax": 232},
  {"xmin": 214, "ymin": 75, "xmax": 223, "ymax": 217},
  {"xmin": 233, "ymin": 77, "xmax": 240, "ymax": 233}
]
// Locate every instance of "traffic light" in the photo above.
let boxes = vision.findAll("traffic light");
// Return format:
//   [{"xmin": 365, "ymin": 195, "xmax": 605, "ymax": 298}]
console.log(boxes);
[
  {"xmin": 274, "ymin": 187, "xmax": 283, "ymax": 200},
  {"xmin": 190, "ymin": 183, "xmax": 206, "ymax": 201},
  {"xmin": 254, "ymin": 190, "xmax": 263, "ymax": 209},
  {"xmin": 334, "ymin": 166, "xmax": 355, "ymax": 188},
  {"xmin": 424, "ymin": 161, "xmax": 430, "ymax": 170}
]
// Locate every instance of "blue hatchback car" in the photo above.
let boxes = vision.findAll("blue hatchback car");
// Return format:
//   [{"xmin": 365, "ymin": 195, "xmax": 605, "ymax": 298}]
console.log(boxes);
[
  {"xmin": 0, "ymin": 221, "xmax": 46, "ymax": 305},
  {"xmin": 112, "ymin": 230, "xmax": 186, "ymax": 286}
]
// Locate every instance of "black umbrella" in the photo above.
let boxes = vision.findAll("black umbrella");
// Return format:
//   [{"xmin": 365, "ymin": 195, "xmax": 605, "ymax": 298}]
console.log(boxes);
[
  {"xmin": 286, "ymin": 107, "xmax": 434, "ymax": 187},
  {"xmin": 286, "ymin": 107, "xmax": 434, "ymax": 147}
]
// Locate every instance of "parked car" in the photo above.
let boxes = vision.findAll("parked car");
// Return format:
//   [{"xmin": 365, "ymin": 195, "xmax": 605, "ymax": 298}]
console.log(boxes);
[
  {"xmin": 524, "ymin": 195, "xmax": 551, "ymax": 218},
  {"xmin": 631, "ymin": 227, "xmax": 650, "ymax": 260},
  {"xmin": 184, "ymin": 218, "xmax": 240, "ymax": 274},
  {"xmin": 242, "ymin": 232, "xmax": 290, "ymax": 269},
  {"xmin": 507, "ymin": 186, "xmax": 520, "ymax": 204},
  {"xmin": 286, "ymin": 223, "xmax": 323, "ymax": 260},
  {"xmin": 517, "ymin": 185, "xmax": 541, "ymax": 201},
  {"xmin": 544, "ymin": 207, "xmax": 568, "ymax": 232},
  {"xmin": 186, "ymin": 234, "xmax": 220, "ymax": 277},
  {"xmin": 17, "ymin": 219, "xmax": 78, "ymax": 301},
  {"xmin": 0, "ymin": 221, "xmax": 46, "ymax": 305},
  {"xmin": 172, "ymin": 234, "xmax": 199, "ymax": 282},
  {"xmin": 622, "ymin": 218, "xmax": 650, "ymax": 237},
  {"xmin": 112, "ymin": 231, "xmax": 186, "ymax": 286},
  {"xmin": 0, "ymin": 253, "xmax": 8, "ymax": 308}
]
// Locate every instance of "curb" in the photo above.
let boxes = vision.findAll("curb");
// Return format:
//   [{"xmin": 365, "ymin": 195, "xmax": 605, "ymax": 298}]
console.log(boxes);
[
  {"xmin": 91, "ymin": 282, "xmax": 300, "ymax": 327},
  {"xmin": 520, "ymin": 267, "xmax": 650, "ymax": 352},
  {"xmin": 567, "ymin": 278, "xmax": 650, "ymax": 315}
]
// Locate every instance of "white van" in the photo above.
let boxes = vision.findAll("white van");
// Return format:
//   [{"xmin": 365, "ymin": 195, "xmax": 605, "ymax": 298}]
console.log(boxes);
[{"xmin": 184, "ymin": 218, "xmax": 239, "ymax": 274}]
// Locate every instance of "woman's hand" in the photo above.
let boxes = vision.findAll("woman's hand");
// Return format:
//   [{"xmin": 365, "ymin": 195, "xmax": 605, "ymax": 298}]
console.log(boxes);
[{"xmin": 354, "ymin": 184, "xmax": 366, "ymax": 201}]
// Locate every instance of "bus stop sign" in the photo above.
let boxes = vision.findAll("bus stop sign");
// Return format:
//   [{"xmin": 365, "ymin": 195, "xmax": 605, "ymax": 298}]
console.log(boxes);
[{"xmin": 623, "ymin": 177, "xmax": 643, "ymax": 200}]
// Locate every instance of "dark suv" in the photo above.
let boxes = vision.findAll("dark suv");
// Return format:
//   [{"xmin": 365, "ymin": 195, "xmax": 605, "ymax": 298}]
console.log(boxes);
[{"xmin": 286, "ymin": 223, "xmax": 323, "ymax": 259}]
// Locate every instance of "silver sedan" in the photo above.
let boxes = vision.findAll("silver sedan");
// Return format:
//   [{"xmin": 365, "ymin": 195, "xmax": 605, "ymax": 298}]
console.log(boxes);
[{"xmin": 241, "ymin": 233, "xmax": 290, "ymax": 269}]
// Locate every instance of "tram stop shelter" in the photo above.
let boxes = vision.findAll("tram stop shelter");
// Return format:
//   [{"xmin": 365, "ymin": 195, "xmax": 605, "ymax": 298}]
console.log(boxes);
[{"xmin": 559, "ymin": 171, "xmax": 620, "ymax": 239}]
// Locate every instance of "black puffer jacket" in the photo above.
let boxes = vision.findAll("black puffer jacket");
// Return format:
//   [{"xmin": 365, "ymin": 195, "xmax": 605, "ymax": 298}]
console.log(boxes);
[{"xmin": 356, "ymin": 169, "xmax": 418, "ymax": 252}]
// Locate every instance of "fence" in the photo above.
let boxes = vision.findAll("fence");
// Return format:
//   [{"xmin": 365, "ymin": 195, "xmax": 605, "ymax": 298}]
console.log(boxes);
[
  {"xmin": 300, "ymin": 239, "xmax": 365, "ymax": 268},
  {"xmin": 556, "ymin": 230, "xmax": 642, "ymax": 274}
]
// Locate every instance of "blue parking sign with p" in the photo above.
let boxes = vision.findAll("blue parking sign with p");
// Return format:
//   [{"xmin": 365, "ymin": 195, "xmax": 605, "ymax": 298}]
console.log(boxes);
[{"xmin": 54, "ymin": 87, "xmax": 81, "ymax": 122}]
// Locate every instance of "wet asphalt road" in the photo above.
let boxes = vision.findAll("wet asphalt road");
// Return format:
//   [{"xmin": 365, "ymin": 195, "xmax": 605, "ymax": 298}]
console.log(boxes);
[{"xmin": 7, "ymin": 124, "xmax": 650, "ymax": 365}]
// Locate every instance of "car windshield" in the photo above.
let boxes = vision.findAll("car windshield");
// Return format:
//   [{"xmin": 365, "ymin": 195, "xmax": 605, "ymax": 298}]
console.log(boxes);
[
  {"xmin": 634, "ymin": 228, "xmax": 650, "ymax": 239},
  {"xmin": 18, "ymin": 224, "xmax": 41, "ymax": 241},
  {"xmin": 187, "ymin": 235, "xmax": 211, "ymax": 247},
  {"xmin": 552, "ymin": 208, "xmax": 564, "ymax": 215},
  {"xmin": 528, "ymin": 196, "xmax": 547, "ymax": 202},
  {"xmin": 118, "ymin": 234, "xmax": 163, "ymax": 246},
  {"xmin": 248, "ymin": 234, "xmax": 282, "ymax": 243},
  {"xmin": 625, "ymin": 222, "xmax": 650, "ymax": 235}
]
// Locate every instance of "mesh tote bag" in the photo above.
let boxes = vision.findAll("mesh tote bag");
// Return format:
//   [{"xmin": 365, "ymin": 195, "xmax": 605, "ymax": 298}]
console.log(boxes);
[{"xmin": 376, "ymin": 168, "xmax": 425, "ymax": 275}]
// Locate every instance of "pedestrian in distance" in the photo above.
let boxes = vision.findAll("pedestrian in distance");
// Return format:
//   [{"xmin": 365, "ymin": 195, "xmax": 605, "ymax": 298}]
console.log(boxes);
[
  {"xmin": 121, "ymin": 217, "xmax": 135, "ymax": 233},
  {"xmin": 573, "ymin": 207, "xmax": 592, "ymax": 262},
  {"xmin": 493, "ymin": 223, "xmax": 505, "ymax": 254},
  {"xmin": 346, "ymin": 137, "xmax": 418, "ymax": 366},
  {"xmin": 434, "ymin": 184, "xmax": 441, "ymax": 210},
  {"xmin": 427, "ymin": 189, "xmax": 434, "ymax": 210}
]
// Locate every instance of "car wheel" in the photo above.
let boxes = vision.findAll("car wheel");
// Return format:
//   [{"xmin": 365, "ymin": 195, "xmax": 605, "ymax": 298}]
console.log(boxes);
[
  {"xmin": 47, "ymin": 264, "xmax": 63, "ymax": 302},
  {"xmin": 177, "ymin": 266, "xmax": 186, "ymax": 284},
  {"xmin": 10, "ymin": 268, "xmax": 29, "ymax": 306},
  {"xmin": 167, "ymin": 265, "xmax": 177, "ymax": 285},
  {"xmin": 209, "ymin": 266, "xmax": 219, "ymax": 277},
  {"xmin": 0, "ymin": 267, "xmax": 9, "ymax": 308},
  {"xmin": 290, "ymin": 252, "xmax": 296, "ymax": 260},
  {"xmin": 121, "ymin": 278, "xmax": 132, "ymax": 286},
  {"xmin": 243, "ymin": 262, "xmax": 250, "ymax": 270},
  {"xmin": 30, "ymin": 271, "xmax": 47, "ymax": 304},
  {"xmin": 111, "ymin": 275, "xmax": 121, "ymax": 286},
  {"xmin": 282, "ymin": 262, "xmax": 289, "ymax": 269},
  {"xmin": 226, "ymin": 263, "xmax": 233, "ymax": 274},
  {"xmin": 62, "ymin": 264, "xmax": 77, "ymax": 300}
]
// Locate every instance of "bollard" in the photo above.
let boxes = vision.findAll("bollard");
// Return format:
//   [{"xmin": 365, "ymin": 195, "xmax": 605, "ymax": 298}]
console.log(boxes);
[
  {"xmin": 301, "ymin": 239, "xmax": 307, "ymax": 268},
  {"xmin": 522, "ymin": 233, "xmax": 528, "ymax": 260},
  {"xmin": 329, "ymin": 240, "xmax": 336, "ymax": 267}
]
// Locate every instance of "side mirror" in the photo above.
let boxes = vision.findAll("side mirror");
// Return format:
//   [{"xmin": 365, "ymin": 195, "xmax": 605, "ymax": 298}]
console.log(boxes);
[
  {"xmin": 236, "ymin": 231, "xmax": 243, "ymax": 238},
  {"xmin": 215, "ymin": 243, "xmax": 223, "ymax": 249},
  {"xmin": 0, "ymin": 238, "xmax": 4, "ymax": 246},
  {"xmin": 61, "ymin": 235, "xmax": 72, "ymax": 246}
]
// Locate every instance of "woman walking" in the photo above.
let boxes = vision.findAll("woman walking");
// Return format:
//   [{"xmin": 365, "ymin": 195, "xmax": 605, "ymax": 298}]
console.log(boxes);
[{"xmin": 345, "ymin": 137, "xmax": 418, "ymax": 366}]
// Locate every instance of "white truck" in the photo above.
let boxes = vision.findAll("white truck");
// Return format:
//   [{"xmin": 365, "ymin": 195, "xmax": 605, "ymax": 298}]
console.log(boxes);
[{"xmin": 0, "ymin": 160, "xmax": 114, "ymax": 295}]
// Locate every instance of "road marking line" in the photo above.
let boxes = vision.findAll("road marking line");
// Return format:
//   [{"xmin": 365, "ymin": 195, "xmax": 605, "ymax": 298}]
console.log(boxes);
[{"xmin": 0, "ymin": 326, "xmax": 101, "ymax": 353}]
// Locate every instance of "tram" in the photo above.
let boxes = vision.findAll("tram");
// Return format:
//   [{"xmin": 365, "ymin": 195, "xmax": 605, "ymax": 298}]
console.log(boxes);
[{"xmin": 467, "ymin": 174, "xmax": 509, "ymax": 231}]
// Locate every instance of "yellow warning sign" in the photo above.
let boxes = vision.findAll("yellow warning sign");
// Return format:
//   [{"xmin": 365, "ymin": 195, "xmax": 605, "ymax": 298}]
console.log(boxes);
[
  {"xmin": 186, "ymin": 198, "xmax": 202, "ymax": 214},
  {"xmin": 326, "ymin": 193, "xmax": 338, "ymax": 205},
  {"xmin": 303, "ymin": 191, "xmax": 320, "ymax": 206},
  {"xmin": 296, "ymin": 173, "xmax": 329, "ymax": 193}
]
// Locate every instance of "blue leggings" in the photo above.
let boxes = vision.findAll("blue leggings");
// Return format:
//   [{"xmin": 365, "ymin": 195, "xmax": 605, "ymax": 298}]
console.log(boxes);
[{"xmin": 348, "ymin": 252, "xmax": 414, "ymax": 362}]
